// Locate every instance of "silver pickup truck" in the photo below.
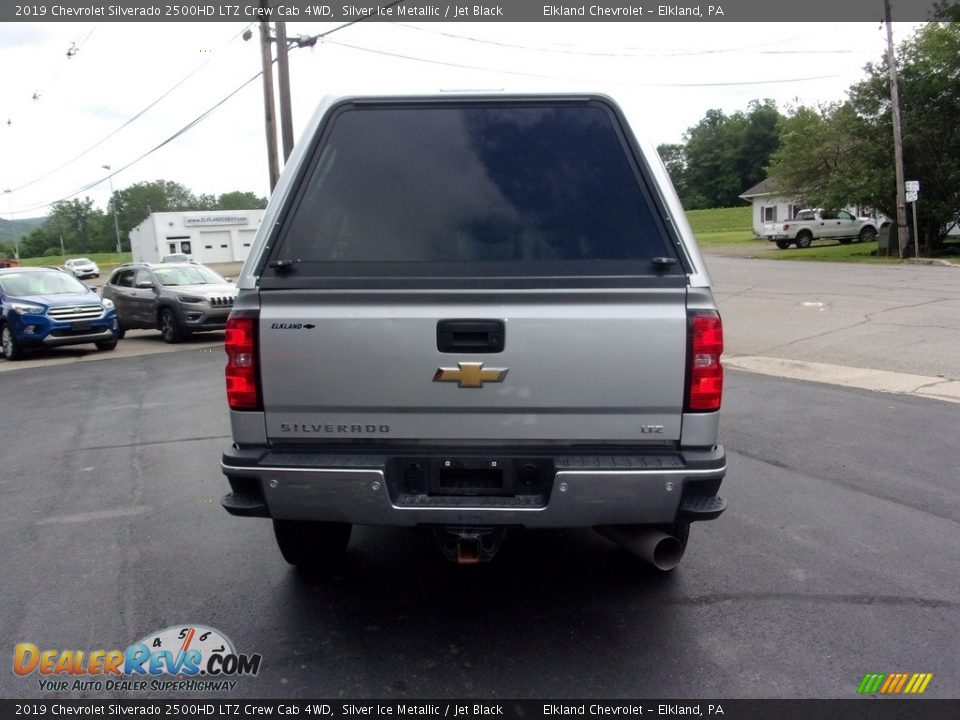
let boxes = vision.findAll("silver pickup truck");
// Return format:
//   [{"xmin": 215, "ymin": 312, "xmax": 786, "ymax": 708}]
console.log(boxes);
[{"xmin": 220, "ymin": 93, "xmax": 727, "ymax": 572}]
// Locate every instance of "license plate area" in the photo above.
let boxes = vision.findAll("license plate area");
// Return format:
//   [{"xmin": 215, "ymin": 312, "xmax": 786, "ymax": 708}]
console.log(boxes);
[
  {"xmin": 72, "ymin": 321, "xmax": 92, "ymax": 331},
  {"xmin": 430, "ymin": 458, "xmax": 511, "ymax": 496},
  {"xmin": 389, "ymin": 456, "xmax": 554, "ymax": 498},
  {"xmin": 435, "ymin": 464, "xmax": 505, "ymax": 496}
]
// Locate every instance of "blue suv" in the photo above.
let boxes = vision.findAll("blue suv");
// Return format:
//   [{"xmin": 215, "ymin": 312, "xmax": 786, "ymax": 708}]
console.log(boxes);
[{"xmin": 0, "ymin": 267, "xmax": 119, "ymax": 361}]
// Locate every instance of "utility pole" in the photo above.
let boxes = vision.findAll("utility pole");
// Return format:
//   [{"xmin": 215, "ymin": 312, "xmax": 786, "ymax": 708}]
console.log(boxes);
[
  {"xmin": 259, "ymin": 12, "xmax": 280, "ymax": 191},
  {"xmin": 275, "ymin": 21, "xmax": 295, "ymax": 162},
  {"xmin": 884, "ymin": 0, "xmax": 909, "ymax": 258},
  {"xmin": 3, "ymin": 189, "xmax": 18, "ymax": 260},
  {"xmin": 102, "ymin": 164, "xmax": 122, "ymax": 253}
]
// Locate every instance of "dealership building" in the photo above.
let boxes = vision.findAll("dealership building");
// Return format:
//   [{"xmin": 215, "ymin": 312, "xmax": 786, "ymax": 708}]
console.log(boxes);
[{"xmin": 128, "ymin": 210, "xmax": 265, "ymax": 265}]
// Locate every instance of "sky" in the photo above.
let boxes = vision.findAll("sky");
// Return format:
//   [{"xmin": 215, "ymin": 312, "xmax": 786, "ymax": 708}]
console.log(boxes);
[{"xmin": 0, "ymin": 20, "xmax": 923, "ymax": 222}]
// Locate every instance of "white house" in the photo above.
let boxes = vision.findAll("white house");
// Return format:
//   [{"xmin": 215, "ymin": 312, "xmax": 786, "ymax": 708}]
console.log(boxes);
[
  {"xmin": 739, "ymin": 178, "xmax": 892, "ymax": 236},
  {"xmin": 129, "ymin": 210, "xmax": 265, "ymax": 265},
  {"xmin": 739, "ymin": 178, "xmax": 803, "ymax": 237}
]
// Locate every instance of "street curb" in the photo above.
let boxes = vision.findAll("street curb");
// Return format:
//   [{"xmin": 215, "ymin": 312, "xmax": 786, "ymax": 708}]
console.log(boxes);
[
  {"xmin": 904, "ymin": 257, "xmax": 959, "ymax": 268},
  {"xmin": 725, "ymin": 355, "xmax": 960, "ymax": 405}
]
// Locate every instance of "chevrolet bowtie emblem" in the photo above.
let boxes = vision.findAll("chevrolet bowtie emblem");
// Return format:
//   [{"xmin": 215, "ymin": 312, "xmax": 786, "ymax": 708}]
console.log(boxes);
[{"xmin": 433, "ymin": 362, "xmax": 509, "ymax": 388}]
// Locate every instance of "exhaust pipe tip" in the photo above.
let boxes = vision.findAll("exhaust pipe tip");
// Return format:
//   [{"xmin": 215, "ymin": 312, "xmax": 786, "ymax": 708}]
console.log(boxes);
[{"xmin": 596, "ymin": 525, "xmax": 684, "ymax": 572}]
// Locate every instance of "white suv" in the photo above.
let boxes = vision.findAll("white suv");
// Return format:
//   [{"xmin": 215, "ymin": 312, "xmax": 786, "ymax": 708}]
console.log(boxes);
[{"xmin": 63, "ymin": 258, "xmax": 100, "ymax": 279}]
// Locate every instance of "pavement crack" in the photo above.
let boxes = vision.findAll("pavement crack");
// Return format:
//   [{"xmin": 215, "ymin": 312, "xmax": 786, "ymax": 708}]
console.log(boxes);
[
  {"xmin": 911, "ymin": 379, "xmax": 950, "ymax": 392},
  {"xmin": 864, "ymin": 297, "xmax": 949, "ymax": 321},
  {"xmin": 670, "ymin": 593, "xmax": 960, "ymax": 609},
  {"xmin": 729, "ymin": 447, "xmax": 960, "ymax": 526},
  {"xmin": 760, "ymin": 319, "xmax": 869, "ymax": 354},
  {"xmin": 71, "ymin": 435, "xmax": 231, "ymax": 453},
  {"xmin": 715, "ymin": 285, "xmax": 758, "ymax": 301}
]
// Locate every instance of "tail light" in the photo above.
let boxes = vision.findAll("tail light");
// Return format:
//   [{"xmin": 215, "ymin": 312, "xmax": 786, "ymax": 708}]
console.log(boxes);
[
  {"xmin": 225, "ymin": 314, "xmax": 260, "ymax": 410},
  {"xmin": 686, "ymin": 311, "xmax": 723, "ymax": 412}
]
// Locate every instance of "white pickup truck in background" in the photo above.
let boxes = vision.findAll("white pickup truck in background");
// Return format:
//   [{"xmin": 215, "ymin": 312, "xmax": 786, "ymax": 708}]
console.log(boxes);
[{"xmin": 764, "ymin": 209, "xmax": 879, "ymax": 249}]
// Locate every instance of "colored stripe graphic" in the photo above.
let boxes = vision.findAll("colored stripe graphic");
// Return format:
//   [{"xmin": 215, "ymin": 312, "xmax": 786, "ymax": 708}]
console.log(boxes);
[
  {"xmin": 857, "ymin": 673, "xmax": 933, "ymax": 694},
  {"xmin": 879, "ymin": 674, "xmax": 897, "ymax": 693},
  {"xmin": 857, "ymin": 674, "xmax": 885, "ymax": 694},
  {"xmin": 913, "ymin": 674, "xmax": 934, "ymax": 694}
]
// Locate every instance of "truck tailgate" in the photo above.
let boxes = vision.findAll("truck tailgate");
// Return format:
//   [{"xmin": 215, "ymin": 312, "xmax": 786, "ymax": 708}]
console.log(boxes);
[{"xmin": 259, "ymin": 288, "xmax": 688, "ymax": 443}]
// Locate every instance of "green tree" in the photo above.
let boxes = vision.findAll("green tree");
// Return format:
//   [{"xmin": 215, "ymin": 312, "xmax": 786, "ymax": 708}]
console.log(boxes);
[
  {"xmin": 16, "ymin": 199, "xmax": 106, "ymax": 258},
  {"xmin": 737, "ymin": 100, "xmax": 783, "ymax": 196},
  {"xmin": 765, "ymin": 103, "xmax": 876, "ymax": 212},
  {"xmin": 217, "ymin": 190, "xmax": 268, "ymax": 210},
  {"xmin": 661, "ymin": 101, "xmax": 784, "ymax": 209},
  {"xmin": 656, "ymin": 143, "xmax": 688, "ymax": 202},
  {"xmin": 768, "ymin": 22, "xmax": 960, "ymax": 254},
  {"xmin": 18, "ymin": 229, "xmax": 55, "ymax": 259},
  {"xmin": 194, "ymin": 193, "xmax": 218, "ymax": 210},
  {"xmin": 681, "ymin": 109, "xmax": 741, "ymax": 208},
  {"xmin": 109, "ymin": 180, "xmax": 197, "ymax": 247}
]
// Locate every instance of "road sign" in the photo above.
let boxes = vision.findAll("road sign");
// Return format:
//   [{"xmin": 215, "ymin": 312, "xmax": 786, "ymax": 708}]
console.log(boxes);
[
  {"xmin": 905, "ymin": 180, "xmax": 920, "ymax": 192},
  {"xmin": 906, "ymin": 191, "xmax": 918, "ymax": 202}
]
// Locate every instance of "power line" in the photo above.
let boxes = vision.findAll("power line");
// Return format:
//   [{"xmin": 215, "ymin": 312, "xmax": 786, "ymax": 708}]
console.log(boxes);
[
  {"xmin": 321, "ymin": 36, "xmax": 856, "ymax": 88},
  {"xmin": 8, "ymin": 24, "xmax": 254, "ymax": 195},
  {"xmin": 8, "ymin": 16, "xmax": 855, "ymax": 217},
  {"xmin": 13, "ymin": 71, "xmax": 264, "ymax": 216},
  {"xmin": 392, "ymin": 24, "xmax": 851, "ymax": 58},
  {"xmin": 313, "ymin": 0, "xmax": 409, "ymax": 39},
  {"xmin": 6, "ymin": 20, "xmax": 369, "ymax": 215}
]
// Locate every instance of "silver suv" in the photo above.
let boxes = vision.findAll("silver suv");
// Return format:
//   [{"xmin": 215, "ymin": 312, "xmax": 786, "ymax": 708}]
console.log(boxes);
[
  {"xmin": 220, "ymin": 93, "xmax": 727, "ymax": 571},
  {"xmin": 102, "ymin": 262, "xmax": 237, "ymax": 343}
]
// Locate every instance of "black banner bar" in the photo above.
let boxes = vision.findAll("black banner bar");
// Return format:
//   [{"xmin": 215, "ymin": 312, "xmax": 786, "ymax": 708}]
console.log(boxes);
[
  {"xmin": 2, "ymin": 700, "xmax": 960, "ymax": 720},
  {"xmin": 1, "ymin": 0, "xmax": 950, "ymax": 23}
]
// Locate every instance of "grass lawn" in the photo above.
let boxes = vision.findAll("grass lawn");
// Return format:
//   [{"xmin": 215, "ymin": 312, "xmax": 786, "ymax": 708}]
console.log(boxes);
[
  {"xmin": 685, "ymin": 207, "xmax": 756, "ymax": 246},
  {"xmin": 683, "ymin": 206, "xmax": 960, "ymax": 264},
  {"xmin": 768, "ymin": 240, "xmax": 901, "ymax": 263}
]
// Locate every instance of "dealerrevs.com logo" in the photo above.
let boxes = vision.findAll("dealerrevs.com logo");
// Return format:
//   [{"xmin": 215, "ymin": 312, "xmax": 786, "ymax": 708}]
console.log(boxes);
[{"xmin": 14, "ymin": 625, "xmax": 261, "ymax": 693}]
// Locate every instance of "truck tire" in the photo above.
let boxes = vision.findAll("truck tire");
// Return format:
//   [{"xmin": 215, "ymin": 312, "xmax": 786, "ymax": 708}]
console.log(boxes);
[
  {"xmin": 775, "ymin": 239, "xmax": 791, "ymax": 250},
  {"xmin": 859, "ymin": 226, "xmax": 877, "ymax": 243},
  {"xmin": 273, "ymin": 520, "xmax": 352, "ymax": 571},
  {"xmin": 159, "ymin": 308, "xmax": 184, "ymax": 344},
  {"xmin": 795, "ymin": 231, "xmax": 813, "ymax": 249}
]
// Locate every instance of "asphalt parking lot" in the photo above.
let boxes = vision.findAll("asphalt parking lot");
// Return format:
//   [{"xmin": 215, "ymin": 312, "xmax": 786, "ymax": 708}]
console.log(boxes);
[
  {"xmin": 2, "ymin": 348, "xmax": 957, "ymax": 699},
  {"xmin": 2, "ymin": 256, "xmax": 958, "ymax": 699},
  {"xmin": 10, "ymin": 256, "xmax": 959, "ymax": 400}
]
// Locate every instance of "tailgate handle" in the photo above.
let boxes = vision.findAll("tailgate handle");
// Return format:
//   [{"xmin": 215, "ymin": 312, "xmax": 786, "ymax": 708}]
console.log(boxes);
[{"xmin": 437, "ymin": 320, "xmax": 505, "ymax": 353}]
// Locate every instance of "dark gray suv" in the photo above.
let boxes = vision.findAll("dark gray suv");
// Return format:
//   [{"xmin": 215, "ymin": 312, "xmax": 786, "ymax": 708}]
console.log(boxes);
[{"xmin": 102, "ymin": 262, "xmax": 237, "ymax": 343}]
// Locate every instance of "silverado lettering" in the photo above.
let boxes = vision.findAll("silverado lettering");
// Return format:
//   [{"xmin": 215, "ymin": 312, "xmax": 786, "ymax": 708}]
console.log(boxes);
[{"xmin": 279, "ymin": 424, "xmax": 390, "ymax": 433}]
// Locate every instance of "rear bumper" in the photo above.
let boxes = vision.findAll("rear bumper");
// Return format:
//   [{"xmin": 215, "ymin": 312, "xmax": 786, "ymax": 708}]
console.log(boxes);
[{"xmin": 220, "ymin": 445, "xmax": 726, "ymax": 528}]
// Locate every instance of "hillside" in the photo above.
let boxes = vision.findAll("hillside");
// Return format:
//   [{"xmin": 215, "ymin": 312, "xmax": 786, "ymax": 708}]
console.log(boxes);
[{"xmin": 0, "ymin": 216, "xmax": 46, "ymax": 244}]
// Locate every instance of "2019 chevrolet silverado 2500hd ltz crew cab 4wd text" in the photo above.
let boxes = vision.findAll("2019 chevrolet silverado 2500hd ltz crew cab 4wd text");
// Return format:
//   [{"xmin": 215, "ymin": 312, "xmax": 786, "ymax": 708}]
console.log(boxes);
[{"xmin": 219, "ymin": 93, "xmax": 727, "ymax": 571}]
